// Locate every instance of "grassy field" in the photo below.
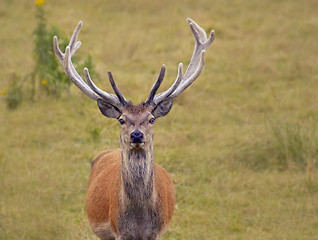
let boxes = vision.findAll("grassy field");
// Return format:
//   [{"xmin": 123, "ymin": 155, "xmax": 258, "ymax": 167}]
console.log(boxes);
[{"xmin": 1, "ymin": 0, "xmax": 318, "ymax": 239}]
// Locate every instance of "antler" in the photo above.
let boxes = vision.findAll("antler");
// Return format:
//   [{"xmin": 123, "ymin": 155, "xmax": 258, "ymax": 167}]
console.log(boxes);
[
  {"xmin": 149, "ymin": 18, "xmax": 215, "ymax": 105},
  {"xmin": 53, "ymin": 21, "xmax": 126, "ymax": 108}
]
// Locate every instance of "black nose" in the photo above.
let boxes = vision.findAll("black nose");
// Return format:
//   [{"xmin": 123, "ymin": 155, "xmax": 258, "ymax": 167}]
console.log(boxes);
[{"xmin": 131, "ymin": 130, "xmax": 143, "ymax": 143}]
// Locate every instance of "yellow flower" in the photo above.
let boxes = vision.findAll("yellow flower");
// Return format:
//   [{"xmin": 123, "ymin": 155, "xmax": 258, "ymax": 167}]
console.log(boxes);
[
  {"xmin": 35, "ymin": 0, "xmax": 45, "ymax": 7},
  {"xmin": 0, "ymin": 88, "xmax": 8, "ymax": 96},
  {"xmin": 41, "ymin": 80, "xmax": 47, "ymax": 85}
]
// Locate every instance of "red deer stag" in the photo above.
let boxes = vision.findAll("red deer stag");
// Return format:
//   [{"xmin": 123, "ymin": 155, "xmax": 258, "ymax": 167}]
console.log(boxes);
[{"xmin": 53, "ymin": 18, "xmax": 215, "ymax": 240}]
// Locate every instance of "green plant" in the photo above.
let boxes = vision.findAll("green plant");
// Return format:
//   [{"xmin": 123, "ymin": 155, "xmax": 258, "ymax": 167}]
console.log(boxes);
[
  {"xmin": 32, "ymin": 0, "xmax": 96, "ymax": 98},
  {"xmin": 1, "ymin": 1, "xmax": 99, "ymax": 107},
  {"xmin": 33, "ymin": 1, "xmax": 66, "ymax": 97}
]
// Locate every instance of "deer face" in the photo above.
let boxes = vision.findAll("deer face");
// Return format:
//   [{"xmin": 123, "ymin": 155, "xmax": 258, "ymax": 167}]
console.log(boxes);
[
  {"xmin": 97, "ymin": 100, "xmax": 173, "ymax": 150},
  {"xmin": 119, "ymin": 105, "xmax": 155, "ymax": 150}
]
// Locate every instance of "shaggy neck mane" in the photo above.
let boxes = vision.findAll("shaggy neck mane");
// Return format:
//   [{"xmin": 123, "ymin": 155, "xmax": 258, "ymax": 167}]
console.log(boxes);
[{"xmin": 121, "ymin": 142, "xmax": 154, "ymax": 204}]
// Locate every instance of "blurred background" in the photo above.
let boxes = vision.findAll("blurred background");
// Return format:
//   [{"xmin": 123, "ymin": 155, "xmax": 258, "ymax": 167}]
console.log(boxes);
[{"xmin": 0, "ymin": 0, "xmax": 317, "ymax": 239}]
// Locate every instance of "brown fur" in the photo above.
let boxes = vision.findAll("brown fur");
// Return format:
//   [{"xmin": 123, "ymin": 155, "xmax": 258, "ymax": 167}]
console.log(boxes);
[
  {"xmin": 86, "ymin": 149, "xmax": 175, "ymax": 239},
  {"xmin": 122, "ymin": 102, "xmax": 152, "ymax": 114}
]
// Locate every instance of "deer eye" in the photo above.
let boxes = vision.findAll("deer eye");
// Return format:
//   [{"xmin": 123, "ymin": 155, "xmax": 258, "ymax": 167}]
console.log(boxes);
[
  {"xmin": 149, "ymin": 118, "xmax": 156, "ymax": 124},
  {"xmin": 118, "ymin": 119, "xmax": 125, "ymax": 125}
]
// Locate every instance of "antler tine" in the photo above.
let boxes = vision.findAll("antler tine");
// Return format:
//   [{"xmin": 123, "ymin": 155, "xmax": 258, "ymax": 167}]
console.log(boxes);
[
  {"xmin": 53, "ymin": 36, "xmax": 64, "ymax": 62},
  {"xmin": 151, "ymin": 18, "xmax": 214, "ymax": 105},
  {"xmin": 69, "ymin": 21, "xmax": 82, "ymax": 52},
  {"xmin": 169, "ymin": 50, "xmax": 205, "ymax": 99},
  {"xmin": 53, "ymin": 21, "xmax": 82, "ymax": 64},
  {"xmin": 54, "ymin": 22, "xmax": 100, "ymax": 100},
  {"xmin": 152, "ymin": 63, "xmax": 183, "ymax": 105},
  {"xmin": 54, "ymin": 36, "xmax": 91, "ymax": 90},
  {"xmin": 145, "ymin": 65, "xmax": 166, "ymax": 104},
  {"xmin": 54, "ymin": 32, "xmax": 87, "ymax": 87},
  {"xmin": 83, "ymin": 68, "xmax": 121, "ymax": 106},
  {"xmin": 107, "ymin": 71, "xmax": 127, "ymax": 105},
  {"xmin": 63, "ymin": 46, "xmax": 100, "ymax": 100},
  {"xmin": 182, "ymin": 18, "xmax": 215, "ymax": 80},
  {"xmin": 54, "ymin": 21, "xmax": 126, "ymax": 107}
]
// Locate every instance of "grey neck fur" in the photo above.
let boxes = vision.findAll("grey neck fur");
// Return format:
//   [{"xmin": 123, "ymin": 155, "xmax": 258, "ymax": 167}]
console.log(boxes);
[
  {"xmin": 120, "ymin": 138, "xmax": 155, "ymax": 205},
  {"xmin": 119, "ymin": 136, "xmax": 164, "ymax": 239}
]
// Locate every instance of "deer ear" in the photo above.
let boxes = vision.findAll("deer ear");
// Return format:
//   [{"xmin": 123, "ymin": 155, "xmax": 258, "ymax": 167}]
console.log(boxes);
[
  {"xmin": 97, "ymin": 99, "xmax": 122, "ymax": 119},
  {"xmin": 152, "ymin": 98, "xmax": 173, "ymax": 118}
]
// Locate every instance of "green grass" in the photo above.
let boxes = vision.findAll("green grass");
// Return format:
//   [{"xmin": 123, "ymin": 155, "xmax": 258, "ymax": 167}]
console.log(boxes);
[{"xmin": 1, "ymin": 0, "xmax": 318, "ymax": 239}]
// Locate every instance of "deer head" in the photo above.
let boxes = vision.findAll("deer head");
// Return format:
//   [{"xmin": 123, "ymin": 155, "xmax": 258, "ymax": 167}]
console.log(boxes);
[{"xmin": 53, "ymin": 19, "xmax": 215, "ymax": 151}]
